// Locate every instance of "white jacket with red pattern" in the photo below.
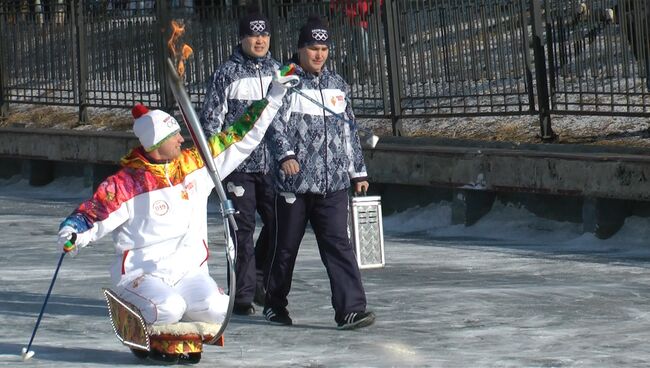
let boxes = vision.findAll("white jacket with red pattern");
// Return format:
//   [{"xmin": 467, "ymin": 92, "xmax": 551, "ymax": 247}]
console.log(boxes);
[{"xmin": 59, "ymin": 97, "xmax": 282, "ymax": 287}]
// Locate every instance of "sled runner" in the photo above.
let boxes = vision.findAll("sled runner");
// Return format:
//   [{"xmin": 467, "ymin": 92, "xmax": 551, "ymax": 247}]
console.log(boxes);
[
  {"xmin": 103, "ymin": 288, "xmax": 224, "ymax": 364},
  {"xmin": 103, "ymin": 288, "xmax": 149, "ymax": 351},
  {"xmin": 350, "ymin": 195, "xmax": 385, "ymax": 269}
]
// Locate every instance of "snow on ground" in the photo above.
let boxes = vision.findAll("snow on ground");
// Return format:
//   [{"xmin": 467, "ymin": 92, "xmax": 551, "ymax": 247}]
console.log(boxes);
[{"xmin": 2, "ymin": 177, "xmax": 650, "ymax": 367}]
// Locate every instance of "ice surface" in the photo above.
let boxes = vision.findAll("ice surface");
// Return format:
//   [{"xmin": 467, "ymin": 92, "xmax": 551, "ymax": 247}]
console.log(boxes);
[{"xmin": 2, "ymin": 177, "xmax": 650, "ymax": 367}]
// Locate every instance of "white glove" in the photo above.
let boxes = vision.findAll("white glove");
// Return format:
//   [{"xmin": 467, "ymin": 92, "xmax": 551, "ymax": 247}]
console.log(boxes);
[
  {"xmin": 267, "ymin": 69, "xmax": 300, "ymax": 106},
  {"xmin": 57, "ymin": 226, "xmax": 89, "ymax": 256}
]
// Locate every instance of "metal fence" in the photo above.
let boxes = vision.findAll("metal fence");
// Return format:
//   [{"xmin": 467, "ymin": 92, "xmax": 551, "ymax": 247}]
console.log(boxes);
[
  {"xmin": 0, "ymin": 1, "xmax": 77, "ymax": 106},
  {"xmin": 390, "ymin": 0, "xmax": 536, "ymax": 116},
  {"xmin": 0, "ymin": 0, "xmax": 649, "ymax": 137},
  {"xmin": 546, "ymin": 0, "xmax": 649, "ymax": 116}
]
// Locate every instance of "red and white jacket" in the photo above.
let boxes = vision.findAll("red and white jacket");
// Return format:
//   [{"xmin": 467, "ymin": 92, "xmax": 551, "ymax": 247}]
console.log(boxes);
[{"xmin": 59, "ymin": 98, "xmax": 281, "ymax": 287}]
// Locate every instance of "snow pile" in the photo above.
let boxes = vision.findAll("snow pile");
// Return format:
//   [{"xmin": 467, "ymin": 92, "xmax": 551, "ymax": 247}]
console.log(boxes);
[
  {"xmin": 384, "ymin": 199, "xmax": 650, "ymax": 256},
  {"xmin": 0, "ymin": 176, "xmax": 92, "ymax": 200},
  {"xmin": 3, "ymin": 177, "xmax": 650, "ymax": 257}
]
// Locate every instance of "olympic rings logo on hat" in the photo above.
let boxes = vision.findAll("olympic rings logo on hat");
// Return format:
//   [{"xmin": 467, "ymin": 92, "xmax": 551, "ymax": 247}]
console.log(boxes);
[
  {"xmin": 162, "ymin": 115, "xmax": 175, "ymax": 128},
  {"xmin": 312, "ymin": 29, "xmax": 328, "ymax": 41},
  {"xmin": 250, "ymin": 20, "xmax": 266, "ymax": 33}
]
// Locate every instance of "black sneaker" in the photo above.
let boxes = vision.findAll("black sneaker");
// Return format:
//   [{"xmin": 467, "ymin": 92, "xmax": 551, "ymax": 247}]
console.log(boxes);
[
  {"xmin": 233, "ymin": 303, "xmax": 255, "ymax": 316},
  {"xmin": 264, "ymin": 306, "xmax": 293, "ymax": 326},
  {"xmin": 337, "ymin": 311, "xmax": 376, "ymax": 330}
]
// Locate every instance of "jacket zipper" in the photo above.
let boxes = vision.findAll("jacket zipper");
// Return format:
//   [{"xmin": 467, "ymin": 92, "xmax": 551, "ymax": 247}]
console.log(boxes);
[
  {"xmin": 164, "ymin": 163, "xmax": 172, "ymax": 186},
  {"xmin": 256, "ymin": 63, "xmax": 267, "ymax": 173}
]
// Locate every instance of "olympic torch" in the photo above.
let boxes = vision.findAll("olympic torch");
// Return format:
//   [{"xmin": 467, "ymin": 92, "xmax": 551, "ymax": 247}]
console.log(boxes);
[
  {"xmin": 165, "ymin": 58, "xmax": 237, "ymax": 231},
  {"xmin": 166, "ymin": 21, "xmax": 234, "ymax": 345}
]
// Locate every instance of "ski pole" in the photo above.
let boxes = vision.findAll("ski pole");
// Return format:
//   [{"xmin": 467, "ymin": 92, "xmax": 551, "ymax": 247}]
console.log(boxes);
[
  {"xmin": 21, "ymin": 234, "xmax": 76, "ymax": 361},
  {"xmin": 289, "ymin": 86, "xmax": 380, "ymax": 148}
]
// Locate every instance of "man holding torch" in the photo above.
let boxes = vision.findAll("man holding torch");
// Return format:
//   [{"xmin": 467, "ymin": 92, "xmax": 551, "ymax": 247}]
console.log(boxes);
[{"xmin": 56, "ymin": 71, "xmax": 298, "ymax": 336}]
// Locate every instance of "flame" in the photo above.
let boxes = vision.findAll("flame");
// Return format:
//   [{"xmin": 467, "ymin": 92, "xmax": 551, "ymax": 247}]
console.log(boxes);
[{"xmin": 168, "ymin": 20, "xmax": 194, "ymax": 79}]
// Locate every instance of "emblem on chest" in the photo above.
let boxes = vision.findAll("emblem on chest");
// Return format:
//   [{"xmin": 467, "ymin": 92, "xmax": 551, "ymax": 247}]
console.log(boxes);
[
  {"xmin": 330, "ymin": 95, "xmax": 344, "ymax": 106},
  {"xmin": 152, "ymin": 200, "xmax": 170, "ymax": 216}
]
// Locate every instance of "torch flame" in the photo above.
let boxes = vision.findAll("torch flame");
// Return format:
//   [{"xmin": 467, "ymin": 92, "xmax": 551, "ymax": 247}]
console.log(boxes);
[{"xmin": 168, "ymin": 20, "xmax": 194, "ymax": 79}]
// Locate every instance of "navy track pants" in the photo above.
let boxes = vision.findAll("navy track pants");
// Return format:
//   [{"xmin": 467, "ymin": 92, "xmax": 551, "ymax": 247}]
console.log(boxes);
[
  {"xmin": 265, "ymin": 189, "xmax": 367, "ymax": 322},
  {"xmin": 224, "ymin": 171, "xmax": 275, "ymax": 305}
]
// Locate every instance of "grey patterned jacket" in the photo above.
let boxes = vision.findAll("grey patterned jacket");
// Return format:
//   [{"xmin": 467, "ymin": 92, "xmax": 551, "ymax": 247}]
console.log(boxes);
[
  {"xmin": 269, "ymin": 61, "xmax": 368, "ymax": 194},
  {"xmin": 200, "ymin": 45, "xmax": 280, "ymax": 173}
]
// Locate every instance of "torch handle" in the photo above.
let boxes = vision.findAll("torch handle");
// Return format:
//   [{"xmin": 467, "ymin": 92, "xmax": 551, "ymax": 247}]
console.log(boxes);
[{"xmin": 165, "ymin": 58, "xmax": 238, "ymax": 231}]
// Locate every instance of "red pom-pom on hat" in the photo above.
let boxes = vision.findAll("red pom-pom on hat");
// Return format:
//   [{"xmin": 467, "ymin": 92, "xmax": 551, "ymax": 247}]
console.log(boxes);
[{"xmin": 132, "ymin": 104, "xmax": 149, "ymax": 119}]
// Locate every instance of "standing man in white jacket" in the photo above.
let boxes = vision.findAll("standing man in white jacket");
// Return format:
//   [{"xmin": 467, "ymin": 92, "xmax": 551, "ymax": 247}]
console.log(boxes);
[{"xmin": 200, "ymin": 5, "xmax": 280, "ymax": 316}]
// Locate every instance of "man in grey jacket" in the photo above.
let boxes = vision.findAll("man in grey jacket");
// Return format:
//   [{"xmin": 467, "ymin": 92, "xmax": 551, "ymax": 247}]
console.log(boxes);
[
  {"xmin": 200, "ymin": 5, "xmax": 279, "ymax": 316},
  {"xmin": 264, "ymin": 15, "xmax": 375, "ymax": 330}
]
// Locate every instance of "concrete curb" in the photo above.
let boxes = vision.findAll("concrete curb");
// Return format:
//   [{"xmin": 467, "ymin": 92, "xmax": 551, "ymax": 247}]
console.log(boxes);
[{"xmin": 2, "ymin": 127, "xmax": 650, "ymax": 239}]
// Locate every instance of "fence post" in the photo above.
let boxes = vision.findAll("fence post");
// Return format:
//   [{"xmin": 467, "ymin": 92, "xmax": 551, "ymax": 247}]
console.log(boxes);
[
  {"xmin": 518, "ymin": 0, "xmax": 536, "ymax": 113},
  {"xmin": 157, "ymin": 0, "xmax": 174, "ymax": 111},
  {"xmin": 542, "ymin": 0, "xmax": 556, "ymax": 112},
  {"xmin": 372, "ymin": 0, "xmax": 389, "ymax": 120},
  {"xmin": 529, "ymin": 0, "xmax": 555, "ymax": 141},
  {"xmin": 262, "ymin": 0, "xmax": 278, "ymax": 61},
  {"xmin": 75, "ymin": 0, "xmax": 88, "ymax": 123},
  {"xmin": 382, "ymin": 0, "xmax": 403, "ymax": 136},
  {"xmin": 0, "ymin": 9, "xmax": 8, "ymax": 117}
]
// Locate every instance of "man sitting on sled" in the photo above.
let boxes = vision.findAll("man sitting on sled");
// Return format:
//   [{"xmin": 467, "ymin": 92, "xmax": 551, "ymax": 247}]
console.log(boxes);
[{"xmin": 56, "ymin": 71, "xmax": 297, "ymax": 362}]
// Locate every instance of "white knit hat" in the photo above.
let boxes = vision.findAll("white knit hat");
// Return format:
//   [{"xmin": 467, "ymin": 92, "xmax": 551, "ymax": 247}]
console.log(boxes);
[{"xmin": 132, "ymin": 104, "xmax": 181, "ymax": 152}]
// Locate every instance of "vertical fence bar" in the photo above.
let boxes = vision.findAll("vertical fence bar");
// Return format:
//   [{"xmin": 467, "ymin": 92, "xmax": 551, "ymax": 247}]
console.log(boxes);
[
  {"xmin": 532, "ymin": 0, "xmax": 557, "ymax": 113},
  {"xmin": 372, "ymin": 0, "xmax": 389, "ymax": 117},
  {"xmin": 264, "ymin": 0, "xmax": 280, "ymax": 63},
  {"xmin": 157, "ymin": 0, "xmax": 173, "ymax": 111},
  {"xmin": 75, "ymin": 0, "xmax": 88, "ymax": 122},
  {"xmin": 0, "ymin": 8, "xmax": 7, "ymax": 116},
  {"xmin": 382, "ymin": 0, "xmax": 402, "ymax": 135},
  {"xmin": 529, "ymin": 0, "xmax": 554, "ymax": 141}
]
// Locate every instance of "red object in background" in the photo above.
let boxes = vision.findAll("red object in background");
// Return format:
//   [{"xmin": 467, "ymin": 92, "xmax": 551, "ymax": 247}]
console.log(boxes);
[{"xmin": 330, "ymin": 0, "xmax": 383, "ymax": 29}]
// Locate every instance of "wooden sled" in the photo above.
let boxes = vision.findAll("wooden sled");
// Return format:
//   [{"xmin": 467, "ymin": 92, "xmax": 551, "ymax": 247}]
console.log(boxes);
[{"xmin": 102, "ymin": 288, "xmax": 224, "ymax": 363}]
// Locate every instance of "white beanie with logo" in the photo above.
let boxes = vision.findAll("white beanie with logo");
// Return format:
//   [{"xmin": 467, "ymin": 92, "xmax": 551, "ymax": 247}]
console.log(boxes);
[{"xmin": 132, "ymin": 104, "xmax": 181, "ymax": 152}]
